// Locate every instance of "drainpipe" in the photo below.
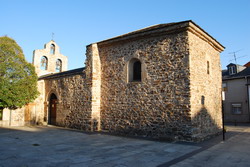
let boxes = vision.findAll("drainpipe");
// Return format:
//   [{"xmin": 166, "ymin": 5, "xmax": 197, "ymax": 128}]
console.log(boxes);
[
  {"xmin": 222, "ymin": 89, "xmax": 225, "ymax": 141},
  {"xmin": 246, "ymin": 76, "xmax": 250, "ymax": 122}
]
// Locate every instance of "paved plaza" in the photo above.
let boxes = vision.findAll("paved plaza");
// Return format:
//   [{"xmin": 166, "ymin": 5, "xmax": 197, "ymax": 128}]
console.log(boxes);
[{"xmin": 0, "ymin": 125, "xmax": 250, "ymax": 167}]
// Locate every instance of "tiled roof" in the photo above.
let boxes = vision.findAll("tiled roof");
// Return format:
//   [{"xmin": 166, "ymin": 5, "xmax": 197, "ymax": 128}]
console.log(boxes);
[
  {"xmin": 244, "ymin": 61, "xmax": 250, "ymax": 67},
  {"xmin": 222, "ymin": 67, "xmax": 250, "ymax": 80},
  {"xmin": 93, "ymin": 20, "xmax": 224, "ymax": 51},
  {"xmin": 38, "ymin": 67, "xmax": 85, "ymax": 80}
]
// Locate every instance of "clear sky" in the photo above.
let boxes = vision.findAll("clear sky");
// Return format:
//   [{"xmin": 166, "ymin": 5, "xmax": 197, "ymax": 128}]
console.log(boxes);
[{"xmin": 1, "ymin": 0, "xmax": 249, "ymax": 70}]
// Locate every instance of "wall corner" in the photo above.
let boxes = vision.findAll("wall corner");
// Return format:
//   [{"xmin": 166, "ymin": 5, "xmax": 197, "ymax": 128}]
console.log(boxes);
[{"xmin": 89, "ymin": 43, "xmax": 101, "ymax": 131}]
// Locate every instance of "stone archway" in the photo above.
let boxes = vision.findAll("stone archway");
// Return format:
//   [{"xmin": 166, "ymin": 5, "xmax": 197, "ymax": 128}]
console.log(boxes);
[{"xmin": 48, "ymin": 93, "xmax": 57, "ymax": 125}]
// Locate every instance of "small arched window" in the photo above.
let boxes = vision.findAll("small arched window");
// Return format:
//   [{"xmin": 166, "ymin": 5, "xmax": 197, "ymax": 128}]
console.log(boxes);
[
  {"xmin": 40, "ymin": 56, "xmax": 48, "ymax": 70},
  {"xmin": 128, "ymin": 58, "xmax": 142, "ymax": 82},
  {"xmin": 56, "ymin": 59, "xmax": 62, "ymax": 72},
  {"xmin": 207, "ymin": 61, "xmax": 210, "ymax": 74},
  {"xmin": 133, "ymin": 61, "xmax": 141, "ymax": 81},
  {"xmin": 201, "ymin": 95, "xmax": 205, "ymax": 105},
  {"xmin": 50, "ymin": 44, "xmax": 55, "ymax": 55}
]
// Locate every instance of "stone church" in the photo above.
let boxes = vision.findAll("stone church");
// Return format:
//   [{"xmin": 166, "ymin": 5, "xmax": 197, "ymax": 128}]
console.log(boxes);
[{"xmin": 1, "ymin": 20, "xmax": 225, "ymax": 142}]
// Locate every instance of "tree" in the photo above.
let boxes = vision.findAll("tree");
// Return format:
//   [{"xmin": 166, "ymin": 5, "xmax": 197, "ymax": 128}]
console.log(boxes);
[{"xmin": 0, "ymin": 36, "xmax": 39, "ymax": 111}]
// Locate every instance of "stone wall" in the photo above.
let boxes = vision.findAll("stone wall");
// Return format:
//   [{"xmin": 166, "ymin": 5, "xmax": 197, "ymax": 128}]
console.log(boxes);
[
  {"xmin": 86, "ymin": 44, "xmax": 101, "ymax": 131},
  {"xmin": 1, "ymin": 107, "xmax": 25, "ymax": 126},
  {"xmin": 188, "ymin": 31, "xmax": 223, "ymax": 141},
  {"xmin": 92, "ymin": 21, "xmax": 224, "ymax": 142},
  {"xmin": 98, "ymin": 31, "xmax": 193, "ymax": 141},
  {"xmin": 31, "ymin": 80, "xmax": 46, "ymax": 125},
  {"xmin": 44, "ymin": 71, "xmax": 92, "ymax": 131}
]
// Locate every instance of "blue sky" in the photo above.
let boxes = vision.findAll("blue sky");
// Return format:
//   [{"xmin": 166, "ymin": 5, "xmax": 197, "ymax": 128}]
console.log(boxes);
[{"xmin": 1, "ymin": 0, "xmax": 249, "ymax": 70}]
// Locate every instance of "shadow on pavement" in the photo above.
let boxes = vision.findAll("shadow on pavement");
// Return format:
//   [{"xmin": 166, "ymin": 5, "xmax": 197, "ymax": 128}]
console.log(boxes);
[{"xmin": 157, "ymin": 123, "xmax": 250, "ymax": 167}]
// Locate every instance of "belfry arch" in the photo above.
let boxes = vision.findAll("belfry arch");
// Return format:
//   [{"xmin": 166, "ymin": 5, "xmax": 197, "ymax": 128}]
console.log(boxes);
[{"xmin": 32, "ymin": 40, "xmax": 68, "ymax": 76}]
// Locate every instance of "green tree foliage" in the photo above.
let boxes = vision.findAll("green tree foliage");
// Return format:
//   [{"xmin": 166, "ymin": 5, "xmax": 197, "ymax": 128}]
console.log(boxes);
[{"xmin": 0, "ymin": 36, "xmax": 39, "ymax": 110}]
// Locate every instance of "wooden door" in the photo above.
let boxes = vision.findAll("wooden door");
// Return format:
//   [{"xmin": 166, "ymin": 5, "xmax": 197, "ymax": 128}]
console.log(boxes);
[
  {"xmin": 25, "ymin": 103, "xmax": 36, "ymax": 125},
  {"xmin": 50, "ymin": 99, "xmax": 57, "ymax": 125}
]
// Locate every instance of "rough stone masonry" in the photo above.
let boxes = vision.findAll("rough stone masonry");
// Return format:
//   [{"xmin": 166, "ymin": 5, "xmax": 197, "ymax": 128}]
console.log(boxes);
[{"xmin": 1, "ymin": 20, "xmax": 224, "ymax": 142}]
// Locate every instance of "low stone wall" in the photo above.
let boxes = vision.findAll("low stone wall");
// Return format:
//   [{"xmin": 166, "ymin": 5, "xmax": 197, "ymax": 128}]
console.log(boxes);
[
  {"xmin": 0, "ymin": 120, "xmax": 9, "ymax": 127},
  {"xmin": 1, "ymin": 108, "xmax": 25, "ymax": 127}
]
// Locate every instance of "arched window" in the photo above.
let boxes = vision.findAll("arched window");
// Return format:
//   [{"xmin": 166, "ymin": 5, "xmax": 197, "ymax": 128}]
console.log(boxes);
[
  {"xmin": 207, "ymin": 61, "xmax": 210, "ymax": 74},
  {"xmin": 50, "ymin": 44, "xmax": 55, "ymax": 55},
  {"xmin": 56, "ymin": 59, "xmax": 62, "ymax": 72},
  {"xmin": 128, "ymin": 58, "xmax": 142, "ymax": 82},
  {"xmin": 133, "ymin": 60, "xmax": 141, "ymax": 81},
  {"xmin": 40, "ymin": 56, "xmax": 48, "ymax": 70}
]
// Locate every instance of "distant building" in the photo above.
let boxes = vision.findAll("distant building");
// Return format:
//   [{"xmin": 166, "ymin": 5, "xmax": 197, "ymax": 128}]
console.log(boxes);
[{"xmin": 222, "ymin": 63, "xmax": 250, "ymax": 123}]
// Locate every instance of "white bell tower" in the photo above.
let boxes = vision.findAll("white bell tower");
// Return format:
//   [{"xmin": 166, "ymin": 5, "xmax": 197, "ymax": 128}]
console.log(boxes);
[{"xmin": 32, "ymin": 40, "xmax": 68, "ymax": 76}]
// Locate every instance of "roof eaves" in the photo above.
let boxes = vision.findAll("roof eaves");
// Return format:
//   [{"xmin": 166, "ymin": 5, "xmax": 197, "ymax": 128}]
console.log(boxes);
[
  {"xmin": 38, "ymin": 67, "xmax": 85, "ymax": 80},
  {"xmin": 223, "ymin": 76, "xmax": 246, "ymax": 81},
  {"xmin": 86, "ymin": 20, "xmax": 224, "ymax": 53},
  {"xmin": 187, "ymin": 21, "xmax": 225, "ymax": 52},
  {"xmin": 90, "ymin": 20, "xmax": 191, "ymax": 46}
]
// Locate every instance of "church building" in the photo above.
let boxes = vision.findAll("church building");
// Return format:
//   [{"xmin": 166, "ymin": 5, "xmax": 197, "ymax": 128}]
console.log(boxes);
[{"xmin": 1, "ymin": 20, "xmax": 225, "ymax": 142}]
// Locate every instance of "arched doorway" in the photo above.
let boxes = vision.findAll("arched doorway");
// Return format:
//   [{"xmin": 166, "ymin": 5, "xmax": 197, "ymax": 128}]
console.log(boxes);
[{"xmin": 48, "ymin": 93, "xmax": 57, "ymax": 125}]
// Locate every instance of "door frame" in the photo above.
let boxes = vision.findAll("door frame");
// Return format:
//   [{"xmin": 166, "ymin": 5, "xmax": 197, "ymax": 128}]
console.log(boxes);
[{"xmin": 48, "ymin": 93, "xmax": 58, "ymax": 125}]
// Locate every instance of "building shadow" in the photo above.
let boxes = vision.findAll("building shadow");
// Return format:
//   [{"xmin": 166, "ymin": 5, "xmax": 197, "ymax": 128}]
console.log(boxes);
[{"xmin": 191, "ymin": 106, "xmax": 222, "ymax": 142}]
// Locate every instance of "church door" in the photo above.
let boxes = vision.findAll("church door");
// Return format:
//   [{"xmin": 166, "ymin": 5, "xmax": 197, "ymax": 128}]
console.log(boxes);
[{"xmin": 49, "ymin": 94, "xmax": 57, "ymax": 125}]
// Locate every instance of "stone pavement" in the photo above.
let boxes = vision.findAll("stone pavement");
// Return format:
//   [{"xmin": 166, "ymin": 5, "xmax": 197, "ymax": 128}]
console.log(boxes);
[
  {"xmin": 0, "ymin": 124, "xmax": 249, "ymax": 167},
  {"xmin": 170, "ymin": 125, "xmax": 250, "ymax": 167}
]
